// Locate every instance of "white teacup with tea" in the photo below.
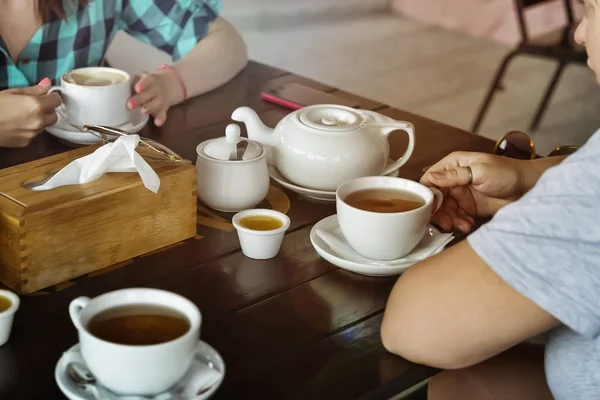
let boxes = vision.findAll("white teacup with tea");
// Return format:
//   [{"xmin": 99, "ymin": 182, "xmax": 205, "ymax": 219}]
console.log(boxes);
[
  {"xmin": 50, "ymin": 66, "xmax": 131, "ymax": 127},
  {"xmin": 336, "ymin": 176, "xmax": 443, "ymax": 261},
  {"xmin": 0, "ymin": 290, "xmax": 19, "ymax": 347},
  {"xmin": 69, "ymin": 288, "xmax": 201, "ymax": 395}
]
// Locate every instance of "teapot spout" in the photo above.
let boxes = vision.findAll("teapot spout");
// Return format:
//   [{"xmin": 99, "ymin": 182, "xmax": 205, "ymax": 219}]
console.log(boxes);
[{"xmin": 231, "ymin": 107, "xmax": 274, "ymax": 146}]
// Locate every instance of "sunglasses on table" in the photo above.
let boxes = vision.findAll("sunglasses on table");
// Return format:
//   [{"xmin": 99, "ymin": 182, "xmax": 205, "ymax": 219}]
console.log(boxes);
[
  {"xmin": 493, "ymin": 130, "xmax": 579, "ymax": 160},
  {"xmin": 422, "ymin": 130, "xmax": 579, "ymax": 173},
  {"xmin": 83, "ymin": 124, "xmax": 189, "ymax": 163}
]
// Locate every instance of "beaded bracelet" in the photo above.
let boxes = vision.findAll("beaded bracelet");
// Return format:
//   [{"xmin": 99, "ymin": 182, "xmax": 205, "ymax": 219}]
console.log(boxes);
[{"xmin": 156, "ymin": 64, "xmax": 188, "ymax": 101}]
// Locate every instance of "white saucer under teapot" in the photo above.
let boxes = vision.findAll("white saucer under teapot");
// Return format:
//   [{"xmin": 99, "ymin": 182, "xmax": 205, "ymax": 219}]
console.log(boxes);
[{"xmin": 231, "ymin": 104, "xmax": 415, "ymax": 192}]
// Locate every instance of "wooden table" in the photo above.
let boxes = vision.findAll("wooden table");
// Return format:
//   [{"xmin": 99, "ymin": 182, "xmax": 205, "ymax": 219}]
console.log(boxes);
[{"xmin": 0, "ymin": 62, "xmax": 495, "ymax": 400}]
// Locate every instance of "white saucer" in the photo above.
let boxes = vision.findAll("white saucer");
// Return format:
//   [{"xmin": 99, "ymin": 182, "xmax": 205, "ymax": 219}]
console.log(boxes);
[
  {"xmin": 55, "ymin": 340, "xmax": 225, "ymax": 400},
  {"xmin": 46, "ymin": 109, "xmax": 149, "ymax": 145},
  {"xmin": 310, "ymin": 215, "xmax": 452, "ymax": 277},
  {"xmin": 269, "ymin": 163, "xmax": 400, "ymax": 202}
]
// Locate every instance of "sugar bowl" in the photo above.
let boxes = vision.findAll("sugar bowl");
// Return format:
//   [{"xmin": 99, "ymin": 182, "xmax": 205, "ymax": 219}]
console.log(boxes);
[{"xmin": 196, "ymin": 124, "xmax": 270, "ymax": 212}]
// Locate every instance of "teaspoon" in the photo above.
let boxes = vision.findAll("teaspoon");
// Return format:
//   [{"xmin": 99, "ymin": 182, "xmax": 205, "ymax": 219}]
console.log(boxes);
[
  {"xmin": 67, "ymin": 362, "xmax": 158, "ymax": 400},
  {"xmin": 235, "ymin": 140, "xmax": 248, "ymax": 160}
]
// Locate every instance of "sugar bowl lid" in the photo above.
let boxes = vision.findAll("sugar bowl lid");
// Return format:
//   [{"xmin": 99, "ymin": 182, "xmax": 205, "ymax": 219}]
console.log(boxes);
[{"xmin": 202, "ymin": 124, "xmax": 262, "ymax": 161}]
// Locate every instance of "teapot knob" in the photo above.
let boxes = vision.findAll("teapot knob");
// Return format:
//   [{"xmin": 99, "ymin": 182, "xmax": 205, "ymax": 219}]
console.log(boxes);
[
  {"xmin": 225, "ymin": 124, "xmax": 241, "ymax": 143},
  {"xmin": 321, "ymin": 117, "xmax": 338, "ymax": 126}
]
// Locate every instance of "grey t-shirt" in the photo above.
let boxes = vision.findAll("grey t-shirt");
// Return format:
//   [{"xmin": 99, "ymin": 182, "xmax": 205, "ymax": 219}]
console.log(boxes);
[{"xmin": 468, "ymin": 130, "xmax": 600, "ymax": 400}]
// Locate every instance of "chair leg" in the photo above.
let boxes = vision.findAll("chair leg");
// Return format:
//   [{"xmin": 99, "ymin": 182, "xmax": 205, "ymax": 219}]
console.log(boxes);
[
  {"xmin": 471, "ymin": 50, "xmax": 519, "ymax": 134},
  {"xmin": 529, "ymin": 60, "xmax": 567, "ymax": 131}
]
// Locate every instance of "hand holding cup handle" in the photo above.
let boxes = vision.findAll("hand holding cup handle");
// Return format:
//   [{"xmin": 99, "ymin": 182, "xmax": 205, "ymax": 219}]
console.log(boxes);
[
  {"xmin": 48, "ymin": 86, "xmax": 65, "ymax": 103},
  {"xmin": 69, "ymin": 297, "xmax": 91, "ymax": 332},
  {"xmin": 48, "ymin": 87, "xmax": 67, "ymax": 115}
]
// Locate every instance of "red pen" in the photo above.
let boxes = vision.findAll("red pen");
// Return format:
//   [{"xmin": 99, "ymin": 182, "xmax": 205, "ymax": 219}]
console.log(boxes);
[{"xmin": 260, "ymin": 91, "xmax": 304, "ymax": 110}]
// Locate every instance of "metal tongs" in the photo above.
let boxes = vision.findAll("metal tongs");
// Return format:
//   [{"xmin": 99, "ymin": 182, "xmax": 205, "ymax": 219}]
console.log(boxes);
[{"xmin": 82, "ymin": 124, "xmax": 190, "ymax": 163}]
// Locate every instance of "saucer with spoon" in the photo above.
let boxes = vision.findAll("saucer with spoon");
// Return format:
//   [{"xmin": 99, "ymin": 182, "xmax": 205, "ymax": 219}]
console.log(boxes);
[{"xmin": 56, "ymin": 342, "xmax": 225, "ymax": 400}]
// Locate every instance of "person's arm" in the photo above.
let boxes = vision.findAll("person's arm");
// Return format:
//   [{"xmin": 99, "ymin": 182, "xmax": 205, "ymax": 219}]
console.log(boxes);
[
  {"xmin": 380, "ymin": 240, "xmax": 559, "ymax": 370},
  {"xmin": 119, "ymin": 1, "xmax": 247, "ymax": 125},
  {"xmin": 383, "ymin": 140, "xmax": 600, "ymax": 370},
  {"xmin": 170, "ymin": 17, "xmax": 247, "ymax": 99},
  {"xmin": 420, "ymin": 152, "xmax": 569, "ymax": 233},
  {"xmin": 522, "ymin": 155, "xmax": 568, "ymax": 191}
]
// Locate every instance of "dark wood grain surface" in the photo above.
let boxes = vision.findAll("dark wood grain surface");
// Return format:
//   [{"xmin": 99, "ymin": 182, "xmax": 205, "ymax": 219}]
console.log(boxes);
[{"xmin": 0, "ymin": 61, "xmax": 495, "ymax": 400}]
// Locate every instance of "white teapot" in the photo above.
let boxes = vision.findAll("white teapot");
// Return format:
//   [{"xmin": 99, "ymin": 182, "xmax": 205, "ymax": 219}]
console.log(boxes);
[{"xmin": 231, "ymin": 104, "xmax": 415, "ymax": 191}]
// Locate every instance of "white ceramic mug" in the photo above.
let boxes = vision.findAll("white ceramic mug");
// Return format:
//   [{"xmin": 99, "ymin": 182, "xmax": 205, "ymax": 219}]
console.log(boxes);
[
  {"xmin": 336, "ymin": 176, "xmax": 443, "ymax": 261},
  {"xmin": 69, "ymin": 288, "xmax": 201, "ymax": 395},
  {"xmin": 50, "ymin": 67, "xmax": 131, "ymax": 127}
]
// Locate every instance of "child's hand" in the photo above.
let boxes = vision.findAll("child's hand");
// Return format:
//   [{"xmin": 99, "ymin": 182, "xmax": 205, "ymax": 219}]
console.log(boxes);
[{"xmin": 127, "ymin": 70, "xmax": 185, "ymax": 127}]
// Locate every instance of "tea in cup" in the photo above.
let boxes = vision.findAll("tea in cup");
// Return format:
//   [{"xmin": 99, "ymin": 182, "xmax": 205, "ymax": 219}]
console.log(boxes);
[
  {"xmin": 336, "ymin": 176, "xmax": 443, "ymax": 261},
  {"xmin": 50, "ymin": 67, "xmax": 131, "ymax": 127},
  {"xmin": 69, "ymin": 288, "xmax": 201, "ymax": 395},
  {"xmin": 0, "ymin": 290, "xmax": 19, "ymax": 347},
  {"xmin": 232, "ymin": 209, "xmax": 291, "ymax": 259}
]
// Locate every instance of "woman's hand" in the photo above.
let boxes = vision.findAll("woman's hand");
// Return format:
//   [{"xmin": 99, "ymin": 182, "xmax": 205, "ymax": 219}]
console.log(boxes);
[
  {"xmin": 127, "ymin": 70, "xmax": 185, "ymax": 127},
  {"xmin": 420, "ymin": 152, "xmax": 532, "ymax": 233},
  {"xmin": 0, "ymin": 78, "xmax": 61, "ymax": 148}
]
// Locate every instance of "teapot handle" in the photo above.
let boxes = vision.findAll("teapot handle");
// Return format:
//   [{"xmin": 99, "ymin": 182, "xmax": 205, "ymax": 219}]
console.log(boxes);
[{"xmin": 376, "ymin": 121, "xmax": 415, "ymax": 176}]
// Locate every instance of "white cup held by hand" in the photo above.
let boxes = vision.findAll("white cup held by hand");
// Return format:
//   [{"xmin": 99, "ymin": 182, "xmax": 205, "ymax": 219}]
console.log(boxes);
[
  {"xmin": 336, "ymin": 176, "xmax": 443, "ymax": 261},
  {"xmin": 50, "ymin": 67, "xmax": 131, "ymax": 127},
  {"xmin": 68, "ymin": 288, "xmax": 201, "ymax": 395}
]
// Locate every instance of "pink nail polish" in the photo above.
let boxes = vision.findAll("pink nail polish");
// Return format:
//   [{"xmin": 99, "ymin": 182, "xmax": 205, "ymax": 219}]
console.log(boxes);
[
  {"xmin": 136, "ymin": 84, "xmax": 144, "ymax": 92},
  {"xmin": 127, "ymin": 100, "xmax": 136, "ymax": 109},
  {"xmin": 38, "ymin": 77, "xmax": 51, "ymax": 86}
]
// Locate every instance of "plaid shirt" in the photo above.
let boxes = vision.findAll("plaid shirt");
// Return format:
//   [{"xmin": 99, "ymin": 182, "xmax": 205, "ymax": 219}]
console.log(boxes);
[{"xmin": 0, "ymin": 0, "xmax": 221, "ymax": 90}]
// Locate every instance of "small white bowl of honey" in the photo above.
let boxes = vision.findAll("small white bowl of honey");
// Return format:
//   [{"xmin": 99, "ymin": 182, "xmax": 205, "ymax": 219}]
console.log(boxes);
[
  {"xmin": 232, "ymin": 209, "xmax": 291, "ymax": 259},
  {"xmin": 0, "ymin": 289, "xmax": 19, "ymax": 346}
]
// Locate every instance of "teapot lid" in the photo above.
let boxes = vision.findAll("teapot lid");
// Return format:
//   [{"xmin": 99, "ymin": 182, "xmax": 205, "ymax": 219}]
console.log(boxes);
[
  {"xmin": 297, "ymin": 105, "xmax": 364, "ymax": 132},
  {"xmin": 203, "ymin": 124, "xmax": 262, "ymax": 161}
]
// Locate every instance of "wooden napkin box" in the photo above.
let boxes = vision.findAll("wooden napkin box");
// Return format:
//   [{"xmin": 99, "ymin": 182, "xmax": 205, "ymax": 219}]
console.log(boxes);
[{"xmin": 0, "ymin": 145, "xmax": 197, "ymax": 294}]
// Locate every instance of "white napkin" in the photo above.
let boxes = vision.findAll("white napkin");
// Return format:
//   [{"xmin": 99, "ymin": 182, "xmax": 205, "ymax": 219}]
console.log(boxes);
[
  {"xmin": 317, "ymin": 227, "xmax": 454, "ymax": 266},
  {"xmin": 32, "ymin": 135, "xmax": 160, "ymax": 193}
]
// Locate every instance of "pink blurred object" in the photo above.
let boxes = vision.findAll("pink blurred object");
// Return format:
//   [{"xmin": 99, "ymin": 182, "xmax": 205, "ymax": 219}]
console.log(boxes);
[{"xmin": 391, "ymin": 0, "xmax": 583, "ymax": 45}]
